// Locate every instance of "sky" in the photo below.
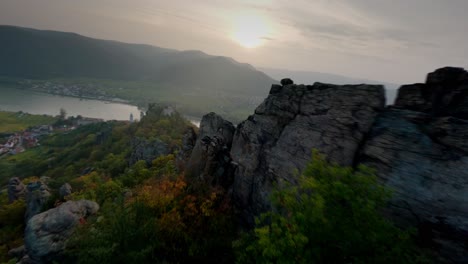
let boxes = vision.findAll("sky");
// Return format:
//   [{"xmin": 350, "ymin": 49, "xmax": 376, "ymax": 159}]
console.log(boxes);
[{"xmin": 1, "ymin": 0, "xmax": 467, "ymax": 83}]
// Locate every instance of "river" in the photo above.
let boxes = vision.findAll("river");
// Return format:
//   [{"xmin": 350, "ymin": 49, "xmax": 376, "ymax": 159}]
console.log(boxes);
[{"xmin": 0, "ymin": 87, "xmax": 200, "ymax": 126}]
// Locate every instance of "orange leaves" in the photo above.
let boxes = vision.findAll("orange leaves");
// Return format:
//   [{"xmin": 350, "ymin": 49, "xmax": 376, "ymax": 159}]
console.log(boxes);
[
  {"xmin": 182, "ymin": 195, "xmax": 198, "ymax": 217},
  {"xmin": 135, "ymin": 176, "xmax": 187, "ymax": 211},
  {"xmin": 131, "ymin": 174, "xmax": 231, "ymax": 240}
]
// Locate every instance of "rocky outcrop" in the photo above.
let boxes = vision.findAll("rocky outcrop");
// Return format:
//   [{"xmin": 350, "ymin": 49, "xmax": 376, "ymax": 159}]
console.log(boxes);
[
  {"xmin": 25, "ymin": 181, "xmax": 51, "ymax": 222},
  {"xmin": 213, "ymin": 67, "xmax": 467, "ymax": 261},
  {"xmin": 24, "ymin": 200, "xmax": 99, "ymax": 263},
  {"xmin": 395, "ymin": 67, "xmax": 468, "ymax": 119},
  {"xmin": 129, "ymin": 137, "xmax": 170, "ymax": 165},
  {"xmin": 8, "ymin": 177, "xmax": 25, "ymax": 203},
  {"xmin": 178, "ymin": 127, "xmax": 197, "ymax": 162},
  {"xmin": 358, "ymin": 67, "xmax": 468, "ymax": 263},
  {"xmin": 231, "ymin": 82, "xmax": 385, "ymax": 221},
  {"xmin": 186, "ymin": 112, "xmax": 236, "ymax": 187},
  {"xmin": 59, "ymin": 183, "xmax": 72, "ymax": 199}
]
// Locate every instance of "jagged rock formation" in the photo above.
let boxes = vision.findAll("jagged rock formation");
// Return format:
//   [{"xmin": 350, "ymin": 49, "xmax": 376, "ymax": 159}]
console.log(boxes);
[
  {"xmin": 230, "ymin": 82, "xmax": 385, "ymax": 221},
  {"xmin": 59, "ymin": 183, "xmax": 72, "ymax": 199},
  {"xmin": 188, "ymin": 68, "xmax": 467, "ymax": 261},
  {"xmin": 359, "ymin": 67, "xmax": 468, "ymax": 262},
  {"xmin": 24, "ymin": 200, "xmax": 99, "ymax": 263},
  {"xmin": 186, "ymin": 112, "xmax": 236, "ymax": 187},
  {"xmin": 25, "ymin": 181, "xmax": 51, "ymax": 221},
  {"xmin": 178, "ymin": 127, "xmax": 197, "ymax": 162},
  {"xmin": 8, "ymin": 177, "xmax": 25, "ymax": 203},
  {"xmin": 395, "ymin": 67, "xmax": 468, "ymax": 118},
  {"xmin": 129, "ymin": 137, "xmax": 169, "ymax": 165}
]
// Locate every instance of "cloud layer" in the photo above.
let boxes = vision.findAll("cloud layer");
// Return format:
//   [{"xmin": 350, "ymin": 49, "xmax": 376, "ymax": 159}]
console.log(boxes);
[{"xmin": 1, "ymin": 0, "xmax": 467, "ymax": 83}]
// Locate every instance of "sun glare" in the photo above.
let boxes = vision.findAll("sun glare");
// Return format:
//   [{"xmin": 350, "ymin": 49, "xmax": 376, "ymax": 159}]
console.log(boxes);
[{"xmin": 231, "ymin": 14, "xmax": 270, "ymax": 49}]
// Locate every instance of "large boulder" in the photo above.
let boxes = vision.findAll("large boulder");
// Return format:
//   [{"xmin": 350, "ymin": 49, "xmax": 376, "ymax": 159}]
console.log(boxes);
[
  {"xmin": 186, "ymin": 112, "xmax": 236, "ymax": 187},
  {"xmin": 24, "ymin": 200, "xmax": 99, "ymax": 263},
  {"xmin": 25, "ymin": 181, "xmax": 51, "ymax": 221},
  {"xmin": 231, "ymin": 82, "xmax": 385, "ymax": 222},
  {"xmin": 8, "ymin": 177, "xmax": 25, "ymax": 203}
]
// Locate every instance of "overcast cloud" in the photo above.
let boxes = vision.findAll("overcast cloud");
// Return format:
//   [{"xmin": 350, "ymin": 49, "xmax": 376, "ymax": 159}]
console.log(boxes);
[{"xmin": 1, "ymin": 0, "xmax": 467, "ymax": 83}]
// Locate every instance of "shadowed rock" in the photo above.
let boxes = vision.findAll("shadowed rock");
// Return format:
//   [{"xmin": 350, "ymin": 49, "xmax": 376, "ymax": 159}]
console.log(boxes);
[
  {"xmin": 59, "ymin": 183, "xmax": 72, "ymax": 199},
  {"xmin": 178, "ymin": 127, "xmax": 197, "ymax": 162},
  {"xmin": 25, "ymin": 181, "xmax": 51, "ymax": 222},
  {"xmin": 186, "ymin": 112, "xmax": 236, "ymax": 187},
  {"xmin": 231, "ymin": 82, "xmax": 385, "ymax": 223},
  {"xmin": 395, "ymin": 67, "xmax": 468, "ymax": 118},
  {"xmin": 8, "ymin": 177, "xmax": 25, "ymax": 203},
  {"xmin": 280, "ymin": 78, "xmax": 294, "ymax": 86},
  {"xmin": 358, "ymin": 67, "xmax": 468, "ymax": 262}
]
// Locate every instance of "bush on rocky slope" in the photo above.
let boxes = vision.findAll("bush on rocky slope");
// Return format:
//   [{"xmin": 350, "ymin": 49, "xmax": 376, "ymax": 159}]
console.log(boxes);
[{"xmin": 234, "ymin": 151, "xmax": 431, "ymax": 264}]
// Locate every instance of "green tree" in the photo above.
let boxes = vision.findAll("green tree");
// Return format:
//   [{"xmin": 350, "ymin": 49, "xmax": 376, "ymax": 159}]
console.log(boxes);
[
  {"xmin": 234, "ymin": 151, "xmax": 429, "ymax": 264},
  {"xmin": 59, "ymin": 108, "xmax": 67, "ymax": 120}
]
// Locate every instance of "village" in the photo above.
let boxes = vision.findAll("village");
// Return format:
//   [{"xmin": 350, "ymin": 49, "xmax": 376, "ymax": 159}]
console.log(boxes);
[
  {"xmin": 0, "ymin": 125, "xmax": 52, "ymax": 156},
  {"xmin": 0, "ymin": 117, "xmax": 105, "ymax": 157},
  {"xmin": 18, "ymin": 79, "xmax": 128, "ymax": 103}
]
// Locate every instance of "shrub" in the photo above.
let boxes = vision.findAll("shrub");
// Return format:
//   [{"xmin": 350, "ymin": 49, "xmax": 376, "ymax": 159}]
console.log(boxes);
[
  {"xmin": 234, "ymin": 151, "xmax": 430, "ymax": 264},
  {"xmin": 0, "ymin": 194, "xmax": 26, "ymax": 263},
  {"xmin": 65, "ymin": 175, "xmax": 235, "ymax": 263}
]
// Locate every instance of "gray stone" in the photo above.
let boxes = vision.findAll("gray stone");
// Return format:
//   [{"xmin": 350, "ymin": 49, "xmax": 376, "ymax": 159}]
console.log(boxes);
[
  {"xmin": 59, "ymin": 183, "xmax": 72, "ymax": 199},
  {"xmin": 25, "ymin": 181, "xmax": 51, "ymax": 221},
  {"xmin": 186, "ymin": 112, "xmax": 236, "ymax": 187},
  {"xmin": 231, "ymin": 82, "xmax": 385, "ymax": 223},
  {"xmin": 24, "ymin": 200, "xmax": 99, "ymax": 263},
  {"xmin": 8, "ymin": 177, "xmax": 25, "ymax": 203},
  {"xmin": 358, "ymin": 108, "xmax": 468, "ymax": 263}
]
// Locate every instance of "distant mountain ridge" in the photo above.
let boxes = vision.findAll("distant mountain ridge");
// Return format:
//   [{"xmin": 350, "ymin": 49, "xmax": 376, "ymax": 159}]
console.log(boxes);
[{"xmin": 0, "ymin": 25, "xmax": 275, "ymax": 96}]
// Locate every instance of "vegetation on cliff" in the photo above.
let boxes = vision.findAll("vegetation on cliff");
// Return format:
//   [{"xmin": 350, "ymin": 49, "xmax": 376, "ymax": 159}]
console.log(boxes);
[{"xmin": 234, "ymin": 152, "xmax": 430, "ymax": 263}]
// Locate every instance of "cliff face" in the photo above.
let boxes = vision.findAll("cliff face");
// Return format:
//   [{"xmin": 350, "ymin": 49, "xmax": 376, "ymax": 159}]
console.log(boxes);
[
  {"xmin": 230, "ymin": 82, "xmax": 385, "ymax": 220},
  {"xmin": 359, "ymin": 67, "xmax": 468, "ymax": 262},
  {"xmin": 188, "ymin": 67, "xmax": 468, "ymax": 262}
]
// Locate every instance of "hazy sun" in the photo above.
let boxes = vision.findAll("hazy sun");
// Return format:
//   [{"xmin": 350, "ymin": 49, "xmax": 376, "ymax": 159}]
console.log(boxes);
[{"xmin": 231, "ymin": 14, "xmax": 270, "ymax": 48}]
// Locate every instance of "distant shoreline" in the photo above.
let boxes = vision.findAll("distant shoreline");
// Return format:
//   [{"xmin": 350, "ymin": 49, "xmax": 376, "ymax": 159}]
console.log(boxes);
[{"xmin": 24, "ymin": 88, "xmax": 139, "ymax": 109}]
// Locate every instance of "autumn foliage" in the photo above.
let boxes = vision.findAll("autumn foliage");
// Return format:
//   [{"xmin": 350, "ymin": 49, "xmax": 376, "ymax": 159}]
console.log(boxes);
[{"xmin": 65, "ymin": 160, "xmax": 235, "ymax": 263}]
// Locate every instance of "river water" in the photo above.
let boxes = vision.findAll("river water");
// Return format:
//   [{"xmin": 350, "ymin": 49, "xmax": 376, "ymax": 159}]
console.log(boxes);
[{"xmin": 0, "ymin": 87, "xmax": 140, "ymax": 121}]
